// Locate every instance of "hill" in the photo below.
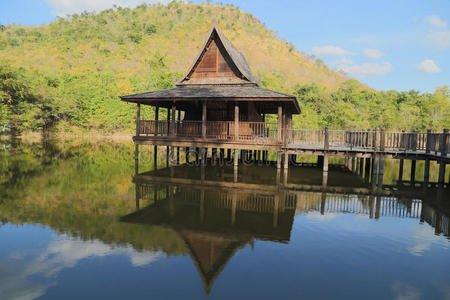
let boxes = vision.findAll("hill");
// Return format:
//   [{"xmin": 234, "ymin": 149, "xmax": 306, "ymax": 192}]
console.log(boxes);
[{"xmin": 0, "ymin": 2, "xmax": 448, "ymax": 134}]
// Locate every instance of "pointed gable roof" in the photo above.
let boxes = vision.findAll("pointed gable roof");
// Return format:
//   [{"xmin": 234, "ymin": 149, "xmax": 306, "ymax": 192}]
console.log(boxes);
[{"xmin": 177, "ymin": 23, "xmax": 259, "ymax": 86}]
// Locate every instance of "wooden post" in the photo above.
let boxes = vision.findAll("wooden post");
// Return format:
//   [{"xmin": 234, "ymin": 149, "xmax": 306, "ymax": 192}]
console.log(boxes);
[
  {"xmin": 134, "ymin": 144, "xmax": 139, "ymax": 175},
  {"xmin": 170, "ymin": 104, "xmax": 176, "ymax": 136},
  {"xmin": 202, "ymin": 101, "xmax": 207, "ymax": 138},
  {"xmin": 438, "ymin": 128, "xmax": 448, "ymax": 185},
  {"xmin": 277, "ymin": 152, "xmax": 281, "ymax": 169},
  {"xmin": 380, "ymin": 128, "xmax": 386, "ymax": 152},
  {"xmin": 373, "ymin": 128, "xmax": 378, "ymax": 152},
  {"xmin": 323, "ymin": 127, "xmax": 329, "ymax": 172},
  {"xmin": 359, "ymin": 158, "xmax": 364, "ymax": 176},
  {"xmin": 153, "ymin": 145, "xmax": 157, "ymax": 170},
  {"xmin": 167, "ymin": 107, "xmax": 170, "ymax": 135},
  {"xmin": 372, "ymin": 155, "xmax": 378, "ymax": 184},
  {"xmin": 398, "ymin": 159, "xmax": 404, "ymax": 182},
  {"xmin": 323, "ymin": 154, "xmax": 329, "ymax": 172},
  {"xmin": 166, "ymin": 108, "xmax": 170, "ymax": 166},
  {"xmin": 176, "ymin": 109, "xmax": 180, "ymax": 163},
  {"xmin": 155, "ymin": 105, "xmax": 159, "ymax": 136},
  {"xmin": 283, "ymin": 151, "xmax": 289, "ymax": 169},
  {"xmin": 378, "ymin": 156, "xmax": 384, "ymax": 188},
  {"xmin": 234, "ymin": 102, "xmax": 239, "ymax": 140},
  {"xmin": 365, "ymin": 157, "xmax": 371, "ymax": 180},
  {"xmin": 277, "ymin": 105, "xmax": 282, "ymax": 142},
  {"xmin": 136, "ymin": 103, "xmax": 141, "ymax": 137},
  {"xmin": 411, "ymin": 160, "xmax": 416, "ymax": 183},
  {"xmin": 424, "ymin": 129, "xmax": 431, "ymax": 184},
  {"xmin": 234, "ymin": 149, "xmax": 238, "ymax": 167}
]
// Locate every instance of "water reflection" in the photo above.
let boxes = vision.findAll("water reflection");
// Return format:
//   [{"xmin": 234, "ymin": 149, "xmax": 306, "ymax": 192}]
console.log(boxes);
[
  {"xmin": 121, "ymin": 162, "xmax": 450, "ymax": 293},
  {"xmin": 1, "ymin": 139, "xmax": 449, "ymax": 298}
]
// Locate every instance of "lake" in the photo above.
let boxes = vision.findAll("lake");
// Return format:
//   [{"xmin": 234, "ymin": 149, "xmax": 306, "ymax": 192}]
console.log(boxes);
[{"xmin": 1, "ymin": 138, "xmax": 449, "ymax": 300}]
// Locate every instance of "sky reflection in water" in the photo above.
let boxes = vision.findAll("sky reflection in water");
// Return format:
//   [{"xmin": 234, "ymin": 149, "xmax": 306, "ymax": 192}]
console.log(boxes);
[{"xmin": 0, "ymin": 139, "xmax": 449, "ymax": 299}]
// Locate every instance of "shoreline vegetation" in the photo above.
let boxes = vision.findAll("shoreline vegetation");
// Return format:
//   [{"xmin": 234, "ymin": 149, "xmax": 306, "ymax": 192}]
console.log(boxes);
[{"xmin": 0, "ymin": 1, "xmax": 449, "ymax": 136}]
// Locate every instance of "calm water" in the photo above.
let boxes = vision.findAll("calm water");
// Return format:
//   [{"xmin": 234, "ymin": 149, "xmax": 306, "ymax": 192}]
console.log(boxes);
[{"xmin": 1, "ymin": 138, "xmax": 449, "ymax": 300}]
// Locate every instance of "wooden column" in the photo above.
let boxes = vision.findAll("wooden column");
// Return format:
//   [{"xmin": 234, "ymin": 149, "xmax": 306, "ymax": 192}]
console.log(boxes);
[
  {"xmin": 167, "ymin": 107, "xmax": 170, "ymax": 135},
  {"xmin": 154, "ymin": 106, "xmax": 159, "ymax": 167},
  {"xmin": 166, "ymin": 108, "xmax": 170, "ymax": 166},
  {"xmin": 202, "ymin": 101, "xmax": 207, "ymax": 138},
  {"xmin": 155, "ymin": 105, "xmax": 159, "ymax": 136},
  {"xmin": 359, "ymin": 158, "xmax": 364, "ymax": 176},
  {"xmin": 364, "ymin": 157, "xmax": 371, "ymax": 180},
  {"xmin": 134, "ymin": 144, "xmax": 139, "ymax": 175},
  {"xmin": 438, "ymin": 128, "xmax": 448, "ymax": 185},
  {"xmin": 171, "ymin": 104, "xmax": 176, "ymax": 136},
  {"xmin": 176, "ymin": 109, "xmax": 180, "ymax": 164},
  {"xmin": 398, "ymin": 159, "xmax": 404, "ymax": 182},
  {"xmin": 411, "ymin": 160, "xmax": 416, "ymax": 183},
  {"xmin": 424, "ymin": 129, "xmax": 431, "ymax": 184},
  {"xmin": 277, "ymin": 105, "xmax": 282, "ymax": 142},
  {"xmin": 136, "ymin": 103, "xmax": 141, "ymax": 137},
  {"xmin": 277, "ymin": 152, "xmax": 281, "ymax": 169},
  {"xmin": 234, "ymin": 102, "xmax": 239, "ymax": 140},
  {"xmin": 283, "ymin": 151, "xmax": 289, "ymax": 169},
  {"xmin": 323, "ymin": 127, "xmax": 329, "ymax": 172}
]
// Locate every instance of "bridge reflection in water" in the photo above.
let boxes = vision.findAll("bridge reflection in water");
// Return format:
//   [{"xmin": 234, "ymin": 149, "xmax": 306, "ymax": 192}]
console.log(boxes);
[{"xmin": 121, "ymin": 164, "xmax": 450, "ymax": 292}]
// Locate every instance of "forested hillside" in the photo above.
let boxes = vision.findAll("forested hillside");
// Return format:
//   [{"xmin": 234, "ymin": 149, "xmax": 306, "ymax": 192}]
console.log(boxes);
[{"xmin": 0, "ymin": 1, "xmax": 448, "ymax": 134}]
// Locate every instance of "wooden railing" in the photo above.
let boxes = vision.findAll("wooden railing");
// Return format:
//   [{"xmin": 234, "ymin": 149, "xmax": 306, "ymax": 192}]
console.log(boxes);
[
  {"xmin": 139, "ymin": 122, "xmax": 449, "ymax": 155},
  {"xmin": 139, "ymin": 120, "xmax": 279, "ymax": 142},
  {"xmin": 287, "ymin": 128, "xmax": 449, "ymax": 155}
]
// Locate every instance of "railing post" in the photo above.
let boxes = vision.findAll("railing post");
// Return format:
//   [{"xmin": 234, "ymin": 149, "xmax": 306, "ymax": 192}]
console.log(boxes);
[
  {"xmin": 234, "ymin": 102, "xmax": 239, "ymax": 140},
  {"xmin": 136, "ymin": 103, "xmax": 141, "ymax": 137},
  {"xmin": 277, "ymin": 105, "xmax": 282, "ymax": 142},
  {"xmin": 373, "ymin": 128, "xmax": 378, "ymax": 152},
  {"xmin": 202, "ymin": 101, "xmax": 207, "ymax": 138},
  {"xmin": 380, "ymin": 128, "xmax": 385, "ymax": 152}
]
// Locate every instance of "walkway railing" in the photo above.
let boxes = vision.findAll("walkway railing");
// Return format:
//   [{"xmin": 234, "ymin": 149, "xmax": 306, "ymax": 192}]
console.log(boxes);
[
  {"xmin": 287, "ymin": 128, "xmax": 449, "ymax": 155},
  {"xmin": 139, "ymin": 121, "xmax": 449, "ymax": 156}
]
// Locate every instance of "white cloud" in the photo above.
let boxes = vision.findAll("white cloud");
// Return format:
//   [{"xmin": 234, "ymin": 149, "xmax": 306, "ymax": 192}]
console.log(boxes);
[
  {"xmin": 423, "ymin": 16, "xmax": 450, "ymax": 49},
  {"xmin": 417, "ymin": 59, "xmax": 440, "ymax": 73},
  {"xmin": 424, "ymin": 15, "xmax": 447, "ymax": 28},
  {"xmin": 426, "ymin": 30, "xmax": 450, "ymax": 49},
  {"xmin": 311, "ymin": 45, "xmax": 353, "ymax": 56},
  {"xmin": 46, "ymin": 0, "xmax": 169, "ymax": 16},
  {"xmin": 340, "ymin": 61, "xmax": 392, "ymax": 77},
  {"xmin": 336, "ymin": 58, "xmax": 354, "ymax": 65},
  {"xmin": 363, "ymin": 48, "xmax": 384, "ymax": 59},
  {"xmin": 0, "ymin": 236, "xmax": 162, "ymax": 300}
]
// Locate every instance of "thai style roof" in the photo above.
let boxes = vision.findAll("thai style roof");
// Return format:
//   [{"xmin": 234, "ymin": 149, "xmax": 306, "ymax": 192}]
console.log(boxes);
[
  {"xmin": 177, "ymin": 23, "xmax": 258, "ymax": 86},
  {"xmin": 119, "ymin": 22, "xmax": 301, "ymax": 114}
]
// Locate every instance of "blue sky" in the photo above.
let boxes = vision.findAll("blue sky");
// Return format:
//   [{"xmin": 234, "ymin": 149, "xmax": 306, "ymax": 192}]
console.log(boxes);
[{"xmin": 0, "ymin": 0, "xmax": 449, "ymax": 92}]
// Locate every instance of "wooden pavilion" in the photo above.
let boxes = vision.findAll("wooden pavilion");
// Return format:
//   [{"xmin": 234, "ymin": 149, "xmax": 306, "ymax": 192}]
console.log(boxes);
[{"xmin": 120, "ymin": 23, "xmax": 300, "ymax": 167}]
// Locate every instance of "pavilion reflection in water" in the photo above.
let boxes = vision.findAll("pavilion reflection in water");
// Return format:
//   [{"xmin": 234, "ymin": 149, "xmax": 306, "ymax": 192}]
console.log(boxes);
[{"xmin": 121, "ymin": 164, "xmax": 450, "ymax": 293}]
